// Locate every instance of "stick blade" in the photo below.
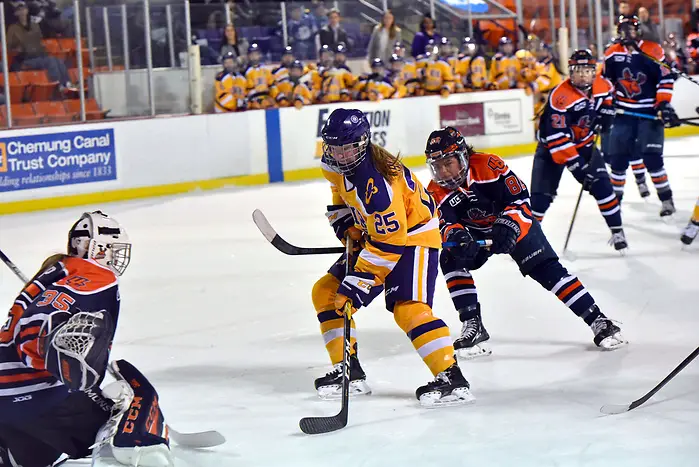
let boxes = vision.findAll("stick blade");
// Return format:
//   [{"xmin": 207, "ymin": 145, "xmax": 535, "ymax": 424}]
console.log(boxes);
[
  {"xmin": 600, "ymin": 403, "xmax": 632, "ymax": 415},
  {"xmin": 299, "ymin": 414, "xmax": 347, "ymax": 435},
  {"xmin": 168, "ymin": 427, "xmax": 226, "ymax": 448},
  {"xmin": 252, "ymin": 209, "xmax": 277, "ymax": 243}
]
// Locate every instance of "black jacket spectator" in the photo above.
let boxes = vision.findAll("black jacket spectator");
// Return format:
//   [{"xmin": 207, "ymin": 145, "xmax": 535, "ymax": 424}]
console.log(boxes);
[{"xmin": 317, "ymin": 8, "xmax": 349, "ymax": 51}]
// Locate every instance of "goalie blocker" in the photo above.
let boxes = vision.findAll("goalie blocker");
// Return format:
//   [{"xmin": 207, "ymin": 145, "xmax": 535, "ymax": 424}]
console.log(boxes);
[{"xmin": 0, "ymin": 211, "xmax": 172, "ymax": 467}]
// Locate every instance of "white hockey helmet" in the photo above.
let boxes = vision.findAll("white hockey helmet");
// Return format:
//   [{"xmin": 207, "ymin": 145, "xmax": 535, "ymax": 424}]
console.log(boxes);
[{"xmin": 67, "ymin": 211, "xmax": 131, "ymax": 276}]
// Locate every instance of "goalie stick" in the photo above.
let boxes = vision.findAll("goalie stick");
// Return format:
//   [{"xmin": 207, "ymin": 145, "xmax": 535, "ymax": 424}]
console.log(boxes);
[
  {"xmin": 600, "ymin": 346, "xmax": 699, "ymax": 415},
  {"xmin": 0, "ymin": 248, "xmax": 226, "ymax": 449},
  {"xmin": 299, "ymin": 238, "xmax": 354, "ymax": 435}
]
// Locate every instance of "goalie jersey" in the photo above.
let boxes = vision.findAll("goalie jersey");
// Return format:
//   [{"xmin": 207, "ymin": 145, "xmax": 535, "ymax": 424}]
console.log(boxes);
[
  {"xmin": 321, "ymin": 154, "xmax": 441, "ymax": 285},
  {"xmin": 0, "ymin": 256, "xmax": 120, "ymax": 422}
]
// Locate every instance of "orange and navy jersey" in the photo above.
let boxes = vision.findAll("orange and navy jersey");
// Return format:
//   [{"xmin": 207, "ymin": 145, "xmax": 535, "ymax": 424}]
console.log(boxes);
[
  {"xmin": 321, "ymin": 148, "xmax": 441, "ymax": 285},
  {"xmin": 422, "ymin": 59, "xmax": 455, "ymax": 93},
  {"xmin": 603, "ymin": 40, "xmax": 674, "ymax": 114},
  {"xmin": 428, "ymin": 152, "xmax": 533, "ymax": 242},
  {"xmin": 489, "ymin": 53, "xmax": 519, "ymax": 89},
  {"xmin": 457, "ymin": 55, "xmax": 488, "ymax": 90},
  {"xmin": 214, "ymin": 70, "xmax": 247, "ymax": 112},
  {"xmin": 686, "ymin": 33, "xmax": 699, "ymax": 60},
  {"xmin": 0, "ymin": 256, "xmax": 119, "ymax": 404},
  {"xmin": 537, "ymin": 77, "xmax": 614, "ymax": 165},
  {"xmin": 244, "ymin": 64, "xmax": 275, "ymax": 100}
]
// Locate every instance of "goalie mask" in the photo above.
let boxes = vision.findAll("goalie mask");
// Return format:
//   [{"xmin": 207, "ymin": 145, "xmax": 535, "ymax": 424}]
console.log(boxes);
[{"xmin": 68, "ymin": 211, "xmax": 132, "ymax": 276}]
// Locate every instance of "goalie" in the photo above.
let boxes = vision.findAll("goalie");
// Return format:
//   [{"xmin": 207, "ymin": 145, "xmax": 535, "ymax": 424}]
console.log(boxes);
[{"xmin": 0, "ymin": 211, "xmax": 172, "ymax": 467}]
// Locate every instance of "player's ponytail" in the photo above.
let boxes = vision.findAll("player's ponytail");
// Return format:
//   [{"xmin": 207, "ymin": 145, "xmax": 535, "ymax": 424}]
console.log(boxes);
[
  {"xmin": 23, "ymin": 253, "xmax": 67, "ymax": 288},
  {"xmin": 370, "ymin": 143, "xmax": 402, "ymax": 182}
]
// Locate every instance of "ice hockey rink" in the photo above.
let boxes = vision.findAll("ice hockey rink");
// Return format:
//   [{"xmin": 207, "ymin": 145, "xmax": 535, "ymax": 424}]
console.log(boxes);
[{"xmin": 1, "ymin": 136, "xmax": 698, "ymax": 467}]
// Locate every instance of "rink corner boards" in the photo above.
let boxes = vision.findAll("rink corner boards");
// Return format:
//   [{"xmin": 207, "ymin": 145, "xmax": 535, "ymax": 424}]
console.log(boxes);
[{"xmin": 1, "ymin": 125, "xmax": 697, "ymax": 216}]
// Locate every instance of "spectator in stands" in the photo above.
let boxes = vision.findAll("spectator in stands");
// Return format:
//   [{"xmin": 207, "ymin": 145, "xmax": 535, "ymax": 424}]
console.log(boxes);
[
  {"xmin": 220, "ymin": 23, "xmax": 249, "ymax": 66},
  {"xmin": 7, "ymin": 1, "xmax": 75, "ymax": 93},
  {"xmin": 691, "ymin": 0, "xmax": 699, "ymax": 34},
  {"xmin": 367, "ymin": 9, "xmax": 402, "ymax": 64},
  {"xmin": 27, "ymin": 0, "xmax": 68, "ymax": 38},
  {"xmin": 617, "ymin": 1, "xmax": 631, "ymax": 17},
  {"xmin": 411, "ymin": 13, "xmax": 440, "ymax": 58},
  {"xmin": 287, "ymin": 5, "xmax": 318, "ymax": 60},
  {"xmin": 638, "ymin": 7, "xmax": 660, "ymax": 43},
  {"xmin": 312, "ymin": 2, "xmax": 329, "ymax": 30},
  {"xmin": 318, "ymin": 8, "xmax": 349, "ymax": 53}
]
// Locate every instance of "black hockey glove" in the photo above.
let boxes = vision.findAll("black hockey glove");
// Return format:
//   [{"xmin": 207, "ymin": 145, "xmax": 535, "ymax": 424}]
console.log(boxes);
[
  {"xmin": 490, "ymin": 216, "xmax": 520, "ymax": 254},
  {"xmin": 655, "ymin": 101, "xmax": 680, "ymax": 128},
  {"xmin": 444, "ymin": 228, "xmax": 480, "ymax": 263},
  {"xmin": 593, "ymin": 106, "xmax": 615, "ymax": 134},
  {"xmin": 566, "ymin": 158, "xmax": 599, "ymax": 192}
]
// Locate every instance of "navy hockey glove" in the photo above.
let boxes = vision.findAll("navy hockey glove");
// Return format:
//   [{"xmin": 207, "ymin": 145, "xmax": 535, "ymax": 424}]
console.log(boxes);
[
  {"xmin": 326, "ymin": 205, "xmax": 355, "ymax": 242},
  {"xmin": 593, "ymin": 106, "xmax": 615, "ymax": 133},
  {"xmin": 655, "ymin": 101, "xmax": 679, "ymax": 128},
  {"xmin": 566, "ymin": 158, "xmax": 599, "ymax": 192},
  {"xmin": 335, "ymin": 271, "xmax": 376, "ymax": 311},
  {"xmin": 490, "ymin": 216, "xmax": 520, "ymax": 254},
  {"xmin": 444, "ymin": 228, "xmax": 480, "ymax": 263}
]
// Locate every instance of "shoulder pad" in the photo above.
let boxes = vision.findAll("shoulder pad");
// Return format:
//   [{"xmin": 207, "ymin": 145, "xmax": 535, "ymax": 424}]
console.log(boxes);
[
  {"xmin": 604, "ymin": 43, "xmax": 625, "ymax": 57},
  {"xmin": 549, "ymin": 81, "xmax": 583, "ymax": 111},
  {"xmin": 640, "ymin": 40, "xmax": 664, "ymax": 60},
  {"xmin": 57, "ymin": 257, "xmax": 118, "ymax": 294},
  {"xmin": 469, "ymin": 152, "xmax": 510, "ymax": 183},
  {"xmin": 592, "ymin": 75, "xmax": 614, "ymax": 95},
  {"xmin": 427, "ymin": 180, "xmax": 452, "ymax": 206}
]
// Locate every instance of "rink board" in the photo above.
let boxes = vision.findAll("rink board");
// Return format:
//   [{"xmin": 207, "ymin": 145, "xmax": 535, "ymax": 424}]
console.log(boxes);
[{"xmin": 1, "ymin": 80, "xmax": 699, "ymax": 215}]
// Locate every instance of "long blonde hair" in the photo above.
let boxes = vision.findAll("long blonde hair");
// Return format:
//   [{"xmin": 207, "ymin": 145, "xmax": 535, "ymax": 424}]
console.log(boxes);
[
  {"xmin": 370, "ymin": 143, "xmax": 402, "ymax": 182},
  {"xmin": 381, "ymin": 10, "xmax": 400, "ymax": 40}
]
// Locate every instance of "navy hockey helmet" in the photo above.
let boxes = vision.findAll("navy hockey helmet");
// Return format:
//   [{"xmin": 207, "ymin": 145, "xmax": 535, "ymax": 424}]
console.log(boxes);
[
  {"xmin": 617, "ymin": 15, "xmax": 640, "ymax": 44},
  {"xmin": 425, "ymin": 127, "xmax": 470, "ymax": 190},
  {"xmin": 248, "ymin": 42, "xmax": 262, "ymax": 64},
  {"xmin": 568, "ymin": 49, "xmax": 596, "ymax": 91},
  {"xmin": 424, "ymin": 39, "xmax": 439, "ymax": 57},
  {"xmin": 334, "ymin": 43, "xmax": 348, "ymax": 64},
  {"xmin": 319, "ymin": 44, "xmax": 334, "ymax": 66},
  {"xmin": 439, "ymin": 36, "xmax": 452, "ymax": 56},
  {"xmin": 389, "ymin": 53, "xmax": 403, "ymax": 72},
  {"xmin": 281, "ymin": 45, "xmax": 294, "ymax": 65},
  {"xmin": 462, "ymin": 36, "xmax": 477, "ymax": 55},
  {"xmin": 321, "ymin": 108, "xmax": 371, "ymax": 175},
  {"xmin": 221, "ymin": 51, "xmax": 237, "ymax": 72},
  {"xmin": 290, "ymin": 59, "xmax": 304, "ymax": 79},
  {"xmin": 499, "ymin": 36, "xmax": 514, "ymax": 54}
]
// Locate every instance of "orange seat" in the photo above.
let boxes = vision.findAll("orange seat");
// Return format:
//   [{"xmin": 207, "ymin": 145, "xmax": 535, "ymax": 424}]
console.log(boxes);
[
  {"xmin": 58, "ymin": 38, "xmax": 90, "ymax": 68},
  {"xmin": 11, "ymin": 103, "xmax": 41, "ymax": 127},
  {"xmin": 0, "ymin": 106, "xmax": 7, "ymax": 128},
  {"xmin": 22, "ymin": 70, "xmax": 59, "ymax": 102},
  {"xmin": 0, "ymin": 72, "xmax": 26, "ymax": 104},
  {"xmin": 63, "ymin": 98, "xmax": 107, "ymax": 120},
  {"xmin": 42, "ymin": 39, "xmax": 68, "ymax": 61},
  {"xmin": 68, "ymin": 68, "xmax": 91, "ymax": 92},
  {"xmin": 34, "ymin": 101, "xmax": 74, "ymax": 124}
]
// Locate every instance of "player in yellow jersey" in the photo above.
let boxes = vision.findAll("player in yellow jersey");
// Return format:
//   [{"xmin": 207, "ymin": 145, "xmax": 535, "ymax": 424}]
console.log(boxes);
[
  {"xmin": 489, "ymin": 37, "xmax": 519, "ymax": 89},
  {"xmin": 387, "ymin": 54, "xmax": 409, "ymax": 98},
  {"xmin": 438, "ymin": 37, "xmax": 462, "ymax": 92},
  {"xmin": 331, "ymin": 43, "xmax": 356, "ymax": 101},
  {"xmin": 271, "ymin": 59, "xmax": 312, "ymax": 107},
  {"xmin": 271, "ymin": 45, "xmax": 295, "ymax": 86},
  {"xmin": 515, "ymin": 48, "xmax": 537, "ymax": 87},
  {"xmin": 365, "ymin": 58, "xmax": 397, "ymax": 100},
  {"xmin": 681, "ymin": 198, "xmax": 699, "ymax": 246},
  {"xmin": 422, "ymin": 45, "xmax": 455, "ymax": 96},
  {"xmin": 457, "ymin": 37, "xmax": 488, "ymax": 91},
  {"xmin": 214, "ymin": 52, "xmax": 247, "ymax": 112},
  {"xmin": 530, "ymin": 43, "xmax": 563, "ymax": 115},
  {"xmin": 392, "ymin": 42, "xmax": 421, "ymax": 95},
  {"xmin": 313, "ymin": 108, "xmax": 474, "ymax": 407},
  {"xmin": 244, "ymin": 43, "xmax": 275, "ymax": 109}
]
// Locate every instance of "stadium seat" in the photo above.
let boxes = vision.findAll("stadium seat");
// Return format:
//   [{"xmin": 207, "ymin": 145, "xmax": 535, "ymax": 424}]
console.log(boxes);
[
  {"xmin": 63, "ymin": 98, "xmax": 108, "ymax": 120},
  {"xmin": 0, "ymin": 72, "xmax": 26, "ymax": 104},
  {"xmin": 11, "ymin": 103, "xmax": 42, "ymax": 127},
  {"xmin": 57, "ymin": 38, "xmax": 90, "ymax": 67},
  {"xmin": 23, "ymin": 70, "xmax": 59, "ymax": 102},
  {"xmin": 42, "ymin": 39, "xmax": 68, "ymax": 61},
  {"xmin": 0, "ymin": 106, "xmax": 7, "ymax": 128},
  {"xmin": 34, "ymin": 101, "xmax": 75, "ymax": 124},
  {"xmin": 68, "ymin": 68, "xmax": 91, "ymax": 93}
]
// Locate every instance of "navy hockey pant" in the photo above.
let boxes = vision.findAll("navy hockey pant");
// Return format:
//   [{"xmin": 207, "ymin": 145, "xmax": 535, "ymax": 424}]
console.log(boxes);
[
  {"xmin": 530, "ymin": 143, "xmax": 623, "ymax": 232},
  {"xmin": 608, "ymin": 115, "xmax": 672, "ymax": 201},
  {"xmin": 439, "ymin": 221, "xmax": 600, "ymax": 325}
]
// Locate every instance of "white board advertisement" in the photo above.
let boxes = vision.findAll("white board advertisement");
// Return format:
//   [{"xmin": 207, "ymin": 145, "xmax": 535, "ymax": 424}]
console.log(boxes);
[{"xmin": 484, "ymin": 99, "xmax": 523, "ymax": 135}]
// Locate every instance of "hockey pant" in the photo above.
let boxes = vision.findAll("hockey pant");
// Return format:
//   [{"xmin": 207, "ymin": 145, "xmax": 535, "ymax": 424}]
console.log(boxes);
[
  {"xmin": 530, "ymin": 143, "xmax": 622, "ymax": 232},
  {"xmin": 608, "ymin": 115, "xmax": 672, "ymax": 201},
  {"xmin": 0, "ymin": 390, "xmax": 111, "ymax": 467},
  {"xmin": 439, "ymin": 221, "xmax": 602, "ymax": 326},
  {"xmin": 312, "ymin": 246, "xmax": 456, "ymax": 376}
]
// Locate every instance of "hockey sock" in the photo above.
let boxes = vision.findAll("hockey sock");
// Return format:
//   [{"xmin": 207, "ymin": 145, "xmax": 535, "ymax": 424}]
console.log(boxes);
[
  {"xmin": 393, "ymin": 301, "xmax": 455, "ymax": 376},
  {"xmin": 529, "ymin": 260, "xmax": 600, "ymax": 325},
  {"xmin": 312, "ymin": 273, "xmax": 357, "ymax": 364},
  {"xmin": 609, "ymin": 170, "xmax": 626, "ymax": 199},
  {"xmin": 530, "ymin": 193, "xmax": 553, "ymax": 222},
  {"xmin": 589, "ymin": 180, "xmax": 622, "ymax": 231},
  {"xmin": 630, "ymin": 159, "xmax": 647, "ymax": 185},
  {"xmin": 648, "ymin": 167, "xmax": 672, "ymax": 201},
  {"xmin": 443, "ymin": 270, "xmax": 478, "ymax": 313}
]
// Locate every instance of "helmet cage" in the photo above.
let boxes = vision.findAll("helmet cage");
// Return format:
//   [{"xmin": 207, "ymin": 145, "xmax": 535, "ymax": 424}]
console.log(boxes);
[
  {"xmin": 322, "ymin": 133, "xmax": 370, "ymax": 176},
  {"xmin": 427, "ymin": 148, "xmax": 469, "ymax": 190},
  {"xmin": 68, "ymin": 212, "xmax": 132, "ymax": 276},
  {"xmin": 569, "ymin": 63, "xmax": 596, "ymax": 91}
]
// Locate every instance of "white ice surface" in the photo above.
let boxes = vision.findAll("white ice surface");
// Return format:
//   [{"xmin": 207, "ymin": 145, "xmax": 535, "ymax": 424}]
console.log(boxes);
[{"xmin": 1, "ymin": 137, "xmax": 698, "ymax": 467}]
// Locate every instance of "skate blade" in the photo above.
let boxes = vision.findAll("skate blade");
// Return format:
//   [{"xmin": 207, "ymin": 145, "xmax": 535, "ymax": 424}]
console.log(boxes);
[
  {"xmin": 418, "ymin": 387, "xmax": 476, "ymax": 408},
  {"xmin": 616, "ymin": 247, "xmax": 628, "ymax": 257},
  {"xmin": 598, "ymin": 333, "xmax": 629, "ymax": 351},
  {"xmin": 317, "ymin": 380, "xmax": 372, "ymax": 400},
  {"xmin": 660, "ymin": 214, "xmax": 675, "ymax": 224},
  {"xmin": 456, "ymin": 343, "xmax": 492, "ymax": 360}
]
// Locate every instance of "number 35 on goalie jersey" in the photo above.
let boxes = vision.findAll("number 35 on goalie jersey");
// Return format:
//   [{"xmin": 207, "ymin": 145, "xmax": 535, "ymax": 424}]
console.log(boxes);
[
  {"xmin": 0, "ymin": 256, "xmax": 120, "ymax": 407},
  {"xmin": 321, "ymin": 159, "xmax": 441, "ymax": 285}
]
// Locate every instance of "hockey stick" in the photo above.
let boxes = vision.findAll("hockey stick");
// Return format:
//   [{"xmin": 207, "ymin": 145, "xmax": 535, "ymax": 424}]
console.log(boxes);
[
  {"xmin": 631, "ymin": 44, "xmax": 699, "ymax": 88},
  {"xmin": 253, "ymin": 209, "xmax": 345, "ymax": 255},
  {"xmin": 442, "ymin": 239, "xmax": 493, "ymax": 248},
  {"xmin": 563, "ymin": 185, "xmax": 585, "ymax": 255},
  {"xmin": 1, "ymin": 250, "xmax": 226, "ymax": 448},
  {"xmin": 0, "ymin": 249, "xmax": 29, "ymax": 283},
  {"xmin": 299, "ymin": 238, "xmax": 354, "ymax": 435},
  {"xmin": 616, "ymin": 109, "xmax": 699, "ymax": 126},
  {"xmin": 600, "ymin": 346, "xmax": 699, "ymax": 415}
]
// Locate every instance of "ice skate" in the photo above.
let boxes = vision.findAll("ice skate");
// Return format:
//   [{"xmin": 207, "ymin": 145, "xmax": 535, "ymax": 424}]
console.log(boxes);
[
  {"xmin": 416, "ymin": 363, "xmax": 475, "ymax": 407},
  {"xmin": 609, "ymin": 229, "xmax": 628, "ymax": 254},
  {"xmin": 454, "ymin": 307, "xmax": 492, "ymax": 359},
  {"xmin": 637, "ymin": 181, "xmax": 650, "ymax": 199},
  {"xmin": 659, "ymin": 199, "xmax": 676, "ymax": 219},
  {"xmin": 591, "ymin": 316, "xmax": 628, "ymax": 350},
  {"xmin": 314, "ymin": 354, "xmax": 371, "ymax": 400},
  {"xmin": 680, "ymin": 220, "xmax": 699, "ymax": 246}
]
